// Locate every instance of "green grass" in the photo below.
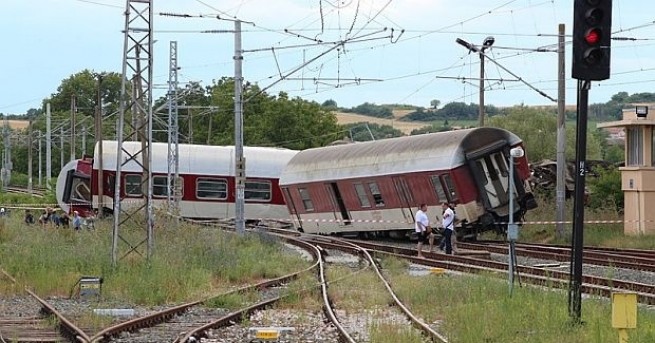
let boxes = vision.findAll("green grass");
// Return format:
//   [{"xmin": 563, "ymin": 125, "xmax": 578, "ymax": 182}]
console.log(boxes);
[
  {"xmin": 0, "ymin": 214, "xmax": 311, "ymax": 305},
  {"xmin": 381, "ymin": 256, "xmax": 655, "ymax": 343}
]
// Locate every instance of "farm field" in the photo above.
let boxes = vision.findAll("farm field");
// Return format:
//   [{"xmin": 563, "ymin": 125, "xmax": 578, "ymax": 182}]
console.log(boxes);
[
  {"xmin": 335, "ymin": 111, "xmax": 428, "ymax": 134},
  {"xmin": 4, "ymin": 120, "xmax": 29, "ymax": 130}
]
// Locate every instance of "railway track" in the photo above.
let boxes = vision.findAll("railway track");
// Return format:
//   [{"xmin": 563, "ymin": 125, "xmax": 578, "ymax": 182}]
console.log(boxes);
[
  {"xmin": 0, "ymin": 269, "xmax": 90, "ymax": 343},
  {"xmin": 5, "ymin": 186, "xmax": 46, "ymax": 197}
]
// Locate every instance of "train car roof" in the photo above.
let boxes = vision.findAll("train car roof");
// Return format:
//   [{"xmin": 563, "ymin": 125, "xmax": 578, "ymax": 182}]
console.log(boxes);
[
  {"xmin": 95, "ymin": 141, "xmax": 299, "ymax": 178},
  {"xmin": 279, "ymin": 127, "xmax": 522, "ymax": 185}
]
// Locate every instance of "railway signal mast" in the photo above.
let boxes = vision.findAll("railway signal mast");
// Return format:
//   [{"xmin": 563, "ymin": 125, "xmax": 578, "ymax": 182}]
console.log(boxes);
[
  {"xmin": 112, "ymin": 0, "xmax": 155, "ymax": 266},
  {"xmin": 569, "ymin": 0, "xmax": 612, "ymax": 323}
]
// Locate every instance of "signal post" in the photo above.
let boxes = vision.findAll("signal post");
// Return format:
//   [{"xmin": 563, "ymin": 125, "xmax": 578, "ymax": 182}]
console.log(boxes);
[{"xmin": 569, "ymin": 0, "xmax": 612, "ymax": 323}]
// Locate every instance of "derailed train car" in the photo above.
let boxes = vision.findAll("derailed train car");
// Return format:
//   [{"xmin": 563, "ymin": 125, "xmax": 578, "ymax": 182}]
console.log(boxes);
[
  {"xmin": 278, "ymin": 127, "xmax": 537, "ymax": 239},
  {"xmin": 56, "ymin": 141, "xmax": 299, "ymax": 220}
]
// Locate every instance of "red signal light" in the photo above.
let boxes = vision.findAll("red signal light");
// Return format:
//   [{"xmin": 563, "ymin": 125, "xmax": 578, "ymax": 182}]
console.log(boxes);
[{"xmin": 585, "ymin": 29, "xmax": 600, "ymax": 44}]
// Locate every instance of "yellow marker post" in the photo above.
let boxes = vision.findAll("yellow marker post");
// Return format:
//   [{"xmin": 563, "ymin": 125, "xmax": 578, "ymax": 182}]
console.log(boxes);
[{"xmin": 611, "ymin": 292, "xmax": 637, "ymax": 343}]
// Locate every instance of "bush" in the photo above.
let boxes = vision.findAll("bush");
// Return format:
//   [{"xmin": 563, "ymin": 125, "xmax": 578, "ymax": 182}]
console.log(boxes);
[{"xmin": 587, "ymin": 166, "xmax": 622, "ymax": 212}]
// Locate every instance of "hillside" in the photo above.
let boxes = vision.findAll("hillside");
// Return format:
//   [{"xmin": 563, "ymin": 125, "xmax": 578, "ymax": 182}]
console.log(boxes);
[{"xmin": 335, "ymin": 110, "xmax": 429, "ymax": 134}]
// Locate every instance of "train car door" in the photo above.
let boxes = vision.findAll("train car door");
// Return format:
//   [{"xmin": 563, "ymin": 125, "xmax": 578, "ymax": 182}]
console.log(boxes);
[
  {"xmin": 326, "ymin": 183, "xmax": 352, "ymax": 225},
  {"xmin": 474, "ymin": 153, "xmax": 510, "ymax": 208},
  {"xmin": 282, "ymin": 187, "xmax": 303, "ymax": 226},
  {"xmin": 392, "ymin": 176, "xmax": 414, "ymax": 222}
]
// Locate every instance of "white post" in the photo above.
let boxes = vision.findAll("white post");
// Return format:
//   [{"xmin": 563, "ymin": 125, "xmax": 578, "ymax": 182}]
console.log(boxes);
[{"xmin": 508, "ymin": 147, "xmax": 524, "ymax": 295}]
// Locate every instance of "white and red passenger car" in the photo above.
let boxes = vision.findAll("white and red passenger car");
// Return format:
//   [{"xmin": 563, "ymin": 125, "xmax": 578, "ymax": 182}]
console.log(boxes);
[
  {"xmin": 278, "ymin": 127, "xmax": 537, "ymax": 238},
  {"xmin": 56, "ymin": 141, "xmax": 299, "ymax": 220}
]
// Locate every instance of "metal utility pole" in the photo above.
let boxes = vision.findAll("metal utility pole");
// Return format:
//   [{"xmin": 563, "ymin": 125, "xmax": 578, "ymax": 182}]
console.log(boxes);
[
  {"xmin": 70, "ymin": 94, "xmax": 76, "ymax": 161},
  {"xmin": 234, "ymin": 20, "xmax": 246, "ymax": 235},
  {"xmin": 187, "ymin": 108, "xmax": 193, "ymax": 144},
  {"xmin": 46, "ymin": 103, "xmax": 52, "ymax": 190},
  {"xmin": 96, "ymin": 75, "xmax": 105, "ymax": 218},
  {"xmin": 167, "ymin": 41, "xmax": 180, "ymax": 225},
  {"xmin": 456, "ymin": 37, "xmax": 495, "ymax": 127},
  {"xmin": 28, "ymin": 121, "xmax": 33, "ymax": 193},
  {"xmin": 38, "ymin": 130, "xmax": 42, "ymax": 187},
  {"xmin": 113, "ymin": 0, "xmax": 154, "ymax": 266},
  {"xmin": 556, "ymin": 24, "xmax": 567, "ymax": 239}
]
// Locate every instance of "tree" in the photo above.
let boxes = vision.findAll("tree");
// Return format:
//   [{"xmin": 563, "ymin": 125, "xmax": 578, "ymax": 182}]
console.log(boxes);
[
  {"xmin": 430, "ymin": 99, "xmax": 441, "ymax": 109},
  {"xmin": 487, "ymin": 105, "xmax": 602, "ymax": 162},
  {"xmin": 321, "ymin": 99, "xmax": 338, "ymax": 109},
  {"xmin": 342, "ymin": 122, "xmax": 404, "ymax": 142}
]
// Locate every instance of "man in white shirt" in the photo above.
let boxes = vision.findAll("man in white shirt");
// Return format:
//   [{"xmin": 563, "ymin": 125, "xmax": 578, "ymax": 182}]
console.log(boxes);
[
  {"xmin": 415, "ymin": 203, "xmax": 431, "ymax": 258},
  {"xmin": 441, "ymin": 202, "xmax": 455, "ymax": 255}
]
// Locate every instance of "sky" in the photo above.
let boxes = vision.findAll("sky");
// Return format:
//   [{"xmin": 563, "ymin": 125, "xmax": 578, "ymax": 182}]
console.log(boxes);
[{"xmin": 2, "ymin": 0, "xmax": 655, "ymax": 115}]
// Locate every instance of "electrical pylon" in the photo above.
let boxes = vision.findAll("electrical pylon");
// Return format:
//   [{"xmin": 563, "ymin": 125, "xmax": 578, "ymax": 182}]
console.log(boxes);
[
  {"xmin": 112, "ymin": 0, "xmax": 154, "ymax": 266},
  {"xmin": 167, "ymin": 41, "xmax": 180, "ymax": 226}
]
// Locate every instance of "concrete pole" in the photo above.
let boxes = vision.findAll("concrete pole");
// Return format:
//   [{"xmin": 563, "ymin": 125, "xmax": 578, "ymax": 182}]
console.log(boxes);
[
  {"xmin": 70, "ymin": 94, "xmax": 76, "ymax": 161},
  {"xmin": 82, "ymin": 125, "xmax": 87, "ymax": 156},
  {"xmin": 28, "ymin": 120, "xmax": 33, "ymax": 193},
  {"xmin": 38, "ymin": 130, "xmax": 42, "ymax": 187},
  {"xmin": 479, "ymin": 53, "xmax": 485, "ymax": 127},
  {"xmin": 556, "ymin": 24, "xmax": 567, "ymax": 239},
  {"xmin": 96, "ymin": 75, "xmax": 104, "ymax": 218},
  {"xmin": 234, "ymin": 20, "xmax": 245, "ymax": 234},
  {"xmin": 46, "ymin": 103, "xmax": 52, "ymax": 190},
  {"xmin": 60, "ymin": 126, "xmax": 64, "ymax": 170}
]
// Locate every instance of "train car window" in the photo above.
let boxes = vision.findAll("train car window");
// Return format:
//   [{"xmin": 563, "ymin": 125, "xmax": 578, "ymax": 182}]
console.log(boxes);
[
  {"xmin": 196, "ymin": 178, "xmax": 228, "ymax": 200},
  {"xmin": 245, "ymin": 180, "xmax": 271, "ymax": 202},
  {"xmin": 152, "ymin": 176, "xmax": 169, "ymax": 197},
  {"xmin": 152, "ymin": 176, "xmax": 185, "ymax": 198},
  {"xmin": 298, "ymin": 188, "xmax": 314, "ymax": 211},
  {"xmin": 367, "ymin": 182, "xmax": 385, "ymax": 207},
  {"xmin": 125, "ymin": 175, "xmax": 142, "ymax": 196},
  {"xmin": 493, "ymin": 153, "xmax": 509, "ymax": 177},
  {"xmin": 354, "ymin": 183, "xmax": 371, "ymax": 207},
  {"xmin": 440, "ymin": 174, "xmax": 458, "ymax": 202},
  {"xmin": 70, "ymin": 177, "xmax": 91, "ymax": 203},
  {"xmin": 430, "ymin": 175, "xmax": 448, "ymax": 201},
  {"xmin": 475, "ymin": 161, "xmax": 489, "ymax": 186}
]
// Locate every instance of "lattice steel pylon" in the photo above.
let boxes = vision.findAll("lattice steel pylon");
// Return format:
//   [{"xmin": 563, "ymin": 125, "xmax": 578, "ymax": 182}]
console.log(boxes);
[
  {"xmin": 167, "ymin": 41, "xmax": 180, "ymax": 226},
  {"xmin": 112, "ymin": 0, "xmax": 154, "ymax": 266}
]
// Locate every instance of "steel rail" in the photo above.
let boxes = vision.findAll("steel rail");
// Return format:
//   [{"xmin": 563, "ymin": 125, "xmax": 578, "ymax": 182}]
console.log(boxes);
[
  {"xmin": 459, "ymin": 242, "xmax": 655, "ymax": 272},
  {"xmin": 343, "ymin": 239, "xmax": 655, "ymax": 305},
  {"xmin": 89, "ymin": 236, "xmax": 320, "ymax": 343},
  {"xmin": 324, "ymin": 237, "xmax": 450, "ymax": 343}
]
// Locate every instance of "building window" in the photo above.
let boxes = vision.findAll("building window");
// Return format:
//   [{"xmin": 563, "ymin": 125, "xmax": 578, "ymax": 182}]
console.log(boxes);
[
  {"xmin": 651, "ymin": 129, "xmax": 655, "ymax": 167},
  {"xmin": 354, "ymin": 183, "xmax": 371, "ymax": 207},
  {"xmin": 367, "ymin": 182, "xmax": 385, "ymax": 207},
  {"xmin": 627, "ymin": 127, "xmax": 643, "ymax": 166},
  {"xmin": 197, "ymin": 178, "xmax": 227, "ymax": 199},
  {"xmin": 125, "ymin": 175, "xmax": 142, "ymax": 196},
  {"xmin": 245, "ymin": 180, "xmax": 271, "ymax": 202},
  {"xmin": 431, "ymin": 175, "xmax": 448, "ymax": 201},
  {"xmin": 298, "ymin": 188, "xmax": 314, "ymax": 211}
]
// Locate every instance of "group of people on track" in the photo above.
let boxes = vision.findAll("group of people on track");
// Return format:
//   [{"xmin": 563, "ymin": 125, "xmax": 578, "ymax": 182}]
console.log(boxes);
[
  {"xmin": 414, "ymin": 202, "xmax": 457, "ymax": 258},
  {"xmin": 22, "ymin": 207, "xmax": 84, "ymax": 230}
]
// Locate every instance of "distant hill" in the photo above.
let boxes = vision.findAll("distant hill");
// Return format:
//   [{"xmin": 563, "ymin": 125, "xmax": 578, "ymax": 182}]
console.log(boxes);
[{"xmin": 335, "ymin": 111, "xmax": 429, "ymax": 134}]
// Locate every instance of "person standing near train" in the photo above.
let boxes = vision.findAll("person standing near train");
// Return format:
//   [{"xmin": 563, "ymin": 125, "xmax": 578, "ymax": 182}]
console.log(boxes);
[
  {"xmin": 414, "ymin": 203, "xmax": 431, "ymax": 258},
  {"xmin": 441, "ymin": 202, "xmax": 456, "ymax": 254}
]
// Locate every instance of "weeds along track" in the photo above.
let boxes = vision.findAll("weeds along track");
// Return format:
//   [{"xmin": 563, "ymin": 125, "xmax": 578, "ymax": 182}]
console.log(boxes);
[
  {"xmin": 304, "ymin": 235, "xmax": 450, "ymax": 343},
  {"xmin": 0, "ymin": 268, "xmax": 90, "ymax": 342},
  {"xmin": 88, "ymin": 236, "xmax": 319, "ymax": 343},
  {"xmin": 338, "ymin": 239, "xmax": 655, "ymax": 305}
]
